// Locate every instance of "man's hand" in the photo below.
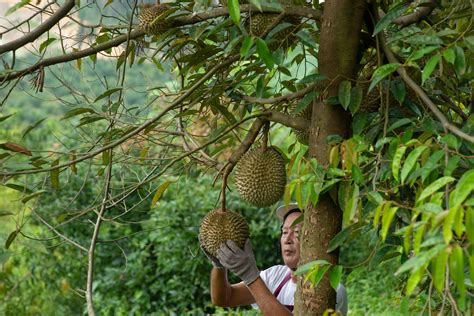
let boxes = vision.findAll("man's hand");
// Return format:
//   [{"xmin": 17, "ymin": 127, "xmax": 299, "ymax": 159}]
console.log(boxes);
[
  {"xmin": 217, "ymin": 239, "xmax": 260, "ymax": 286},
  {"xmin": 198, "ymin": 235, "xmax": 224, "ymax": 268}
]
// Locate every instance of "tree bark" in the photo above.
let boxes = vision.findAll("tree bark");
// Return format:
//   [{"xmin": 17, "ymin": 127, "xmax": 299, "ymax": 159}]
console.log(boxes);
[{"xmin": 294, "ymin": 1, "xmax": 366, "ymax": 315}]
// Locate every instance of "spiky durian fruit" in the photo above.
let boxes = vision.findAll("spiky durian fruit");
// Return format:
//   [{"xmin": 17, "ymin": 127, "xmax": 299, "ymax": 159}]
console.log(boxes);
[
  {"xmin": 138, "ymin": 4, "xmax": 171, "ymax": 35},
  {"xmin": 199, "ymin": 209, "xmax": 249, "ymax": 257},
  {"xmin": 292, "ymin": 106, "xmax": 312, "ymax": 145},
  {"xmin": 244, "ymin": 13, "xmax": 300, "ymax": 49},
  {"xmin": 235, "ymin": 146, "xmax": 287, "ymax": 207}
]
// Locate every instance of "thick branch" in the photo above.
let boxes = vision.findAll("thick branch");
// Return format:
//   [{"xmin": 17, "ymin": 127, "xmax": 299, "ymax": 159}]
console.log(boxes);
[
  {"xmin": 0, "ymin": 28, "xmax": 146, "ymax": 82},
  {"xmin": 172, "ymin": 5, "xmax": 321, "ymax": 27},
  {"xmin": 380, "ymin": 37, "xmax": 474, "ymax": 143},
  {"xmin": 266, "ymin": 110, "xmax": 310, "ymax": 130},
  {"xmin": 0, "ymin": 0, "xmax": 76, "ymax": 55},
  {"xmin": 393, "ymin": 0, "xmax": 437, "ymax": 26}
]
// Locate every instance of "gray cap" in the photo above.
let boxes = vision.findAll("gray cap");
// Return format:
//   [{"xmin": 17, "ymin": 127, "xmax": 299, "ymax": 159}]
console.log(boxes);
[{"xmin": 275, "ymin": 203, "xmax": 302, "ymax": 221}]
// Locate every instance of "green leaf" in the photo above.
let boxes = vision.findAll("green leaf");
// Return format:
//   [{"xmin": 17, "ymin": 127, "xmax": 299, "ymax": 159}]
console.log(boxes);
[
  {"xmin": 369, "ymin": 63, "xmax": 400, "ymax": 92},
  {"xmin": 450, "ymin": 170, "xmax": 474, "ymax": 208},
  {"xmin": 405, "ymin": 35, "xmax": 443, "ymax": 45},
  {"xmin": 298, "ymin": 74, "xmax": 327, "ymax": 85},
  {"xmin": 408, "ymin": 46, "xmax": 440, "ymax": 62},
  {"xmin": 151, "ymin": 181, "xmax": 171, "ymax": 208},
  {"xmin": 61, "ymin": 108, "xmax": 95, "ymax": 120},
  {"xmin": 256, "ymin": 38, "xmax": 274, "ymax": 69},
  {"xmin": 466, "ymin": 208, "xmax": 474, "ymax": 244},
  {"xmin": 0, "ymin": 114, "xmax": 15, "ymax": 123},
  {"xmin": 0, "ymin": 211, "xmax": 14, "ymax": 217},
  {"xmin": 390, "ymin": 79, "xmax": 406, "ymax": 103},
  {"xmin": 39, "ymin": 38, "xmax": 57, "ymax": 53},
  {"xmin": 392, "ymin": 146, "xmax": 407, "ymax": 182},
  {"xmin": 432, "ymin": 248, "xmax": 448, "ymax": 293},
  {"xmin": 418, "ymin": 176, "xmax": 455, "ymax": 202},
  {"xmin": 340, "ymin": 183, "xmax": 359, "ymax": 227},
  {"xmin": 5, "ymin": 183, "xmax": 32, "ymax": 194},
  {"xmin": 449, "ymin": 245, "xmax": 465, "ymax": 299},
  {"xmin": 442, "ymin": 48, "xmax": 455, "ymax": 64},
  {"xmin": 400, "ymin": 146, "xmax": 428, "ymax": 184},
  {"xmin": 21, "ymin": 190, "xmax": 47, "ymax": 204},
  {"xmin": 395, "ymin": 244, "xmax": 446, "ymax": 275},
  {"xmin": 338, "ymin": 81, "xmax": 351, "ymax": 110},
  {"xmin": 329, "ymin": 265, "xmax": 343, "ymax": 290},
  {"xmin": 94, "ymin": 87, "xmax": 123, "ymax": 102},
  {"xmin": 421, "ymin": 150, "xmax": 444, "ymax": 182},
  {"xmin": 294, "ymin": 91, "xmax": 318, "ymax": 114},
  {"xmin": 6, "ymin": 0, "xmax": 30, "ymax": 15},
  {"xmin": 21, "ymin": 118, "xmax": 46, "ymax": 139},
  {"xmin": 295, "ymin": 259, "xmax": 330, "ymax": 275},
  {"xmin": 5, "ymin": 229, "xmax": 20, "ymax": 249},
  {"xmin": 240, "ymin": 36, "xmax": 254, "ymax": 58},
  {"xmin": 387, "ymin": 118, "xmax": 413, "ymax": 133},
  {"xmin": 453, "ymin": 46, "xmax": 466, "ymax": 76},
  {"xmin": 349, "ymin": 85, "xmax": 363, "ymax": 114},
  {"xmin": 373, "ymin": 5, "xmax": 408, "ymax": 36},
  {"xmin": 227, "ymin": 0, "xmax": 240, "ymax": 26},
  {"xmin": 381, "ymin": 207, "xmax": 398, "ymax": 241},
  {"xmin": 327, "ymin": 226, "xmax": 350, "ymax": 252},
  {"xmin": 405, "ymin": 268, "xmax": 423, "ymax": 295},
  {"xmin": 421, "ymin": 54, "xmax": 440, "ymax": 84}
]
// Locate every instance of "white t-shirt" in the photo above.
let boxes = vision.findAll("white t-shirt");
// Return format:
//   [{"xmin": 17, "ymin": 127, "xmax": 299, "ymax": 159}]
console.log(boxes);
[{"xmin": 252, "ymin": 265, "xmax": 348, "ymax": 315}]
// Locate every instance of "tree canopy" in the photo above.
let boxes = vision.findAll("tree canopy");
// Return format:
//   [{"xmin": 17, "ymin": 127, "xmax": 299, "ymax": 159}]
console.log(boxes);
[{"xmin": 0, "ymin": 0, "xmax": 473, "ymax": 315}]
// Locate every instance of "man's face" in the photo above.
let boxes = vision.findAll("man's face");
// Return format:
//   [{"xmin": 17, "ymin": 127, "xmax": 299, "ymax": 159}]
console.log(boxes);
[{"xmin": 280, "ymin": 211, "xmax": 302, "ymax": 270}]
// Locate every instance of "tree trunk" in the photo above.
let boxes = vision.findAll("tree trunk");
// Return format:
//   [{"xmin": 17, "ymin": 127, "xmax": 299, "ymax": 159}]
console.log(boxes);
[{"xmin": 294, "ymin": 1, "xmax": 366, "ymax": 315}]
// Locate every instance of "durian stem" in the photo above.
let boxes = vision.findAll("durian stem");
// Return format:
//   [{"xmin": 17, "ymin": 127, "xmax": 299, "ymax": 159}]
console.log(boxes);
[
  {"xmin": 262, "ymin": 121, "xmax": 270, "ymax": 150},
  {"xmin": 221, "ymin": 165, "xmax": 229, "ymax": 212}
]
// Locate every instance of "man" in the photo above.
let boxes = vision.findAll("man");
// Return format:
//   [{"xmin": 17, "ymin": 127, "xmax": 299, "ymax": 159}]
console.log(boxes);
[{"xmin": 201, "ymin": 203, "xmax": 348, "ymax": 315}]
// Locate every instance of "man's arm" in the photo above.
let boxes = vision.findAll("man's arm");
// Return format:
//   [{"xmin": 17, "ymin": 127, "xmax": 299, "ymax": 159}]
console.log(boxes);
[
  {"xmin": 210, "ymin": 267, "xmax": 254, "ymax": 307},
  {"xmin": 211, "ymin": 267, "xmax": 292, "ymax": 315},
  {"xmin": 247, "ymin": 277, "xmax": 293, "ymax": 315}
]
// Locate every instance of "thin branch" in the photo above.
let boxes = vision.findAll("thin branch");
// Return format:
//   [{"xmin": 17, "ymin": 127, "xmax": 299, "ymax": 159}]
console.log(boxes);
[
  {"xmin": 266, "ymin": 110, "xmax": 310, "ymax": 130},
  {"xmin": 0, "ymin": 0, "xmax": 76, "ymax": 55},
  {"xmin": 86, "ymin": 149, "xmax": 113, "ymax": 316},
  {"xmin": 33, "ymin": 211, "xmax": 88, "ymax": 252},
  {"xmin": 0, "ymin": 1, "xmax": 54, "ymax": 36},
  {"xmin": 379, "ymin": 37, "xmax": 474, "ymax": 143}
]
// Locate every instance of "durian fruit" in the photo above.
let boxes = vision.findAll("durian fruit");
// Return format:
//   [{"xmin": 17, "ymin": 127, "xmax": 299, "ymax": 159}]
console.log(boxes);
[
  {"xmin": 235, "ymin": 146, "xmax": 287, "ymax": 207},
  {"xmin": 244, "ymin": 13, "xmax": 300, "ymax": 50},
  {"xmin": 138, "ymin": 4, "xmax": 171, "ymax": 35},
  {"xmin": 199, "ymin": 209, "xmax": 249, "ymax": 257},
  {"xmin": 292, "ymin": 106, "xmax": 312, "ymax": 145},
  {"xmin": 244, "ymin": 0, "xmax": 301, "ymax": 50}
]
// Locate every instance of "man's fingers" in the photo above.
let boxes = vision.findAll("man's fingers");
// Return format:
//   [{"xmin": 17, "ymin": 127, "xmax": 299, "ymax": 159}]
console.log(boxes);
[{"xmin": 225, "ymin": 240, "xmax": 242, "ymax": 253}]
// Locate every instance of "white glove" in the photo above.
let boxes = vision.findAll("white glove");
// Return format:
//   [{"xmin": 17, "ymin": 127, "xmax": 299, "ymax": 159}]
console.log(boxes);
[{"xmin": 217, "ymin": 239, "xmax": 260, "ymax": 286}]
